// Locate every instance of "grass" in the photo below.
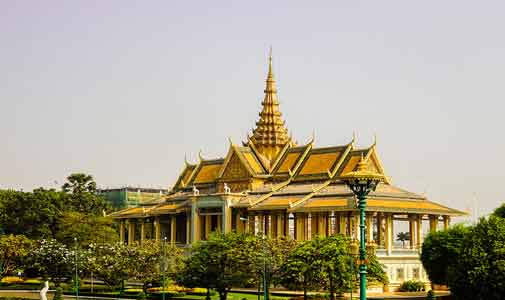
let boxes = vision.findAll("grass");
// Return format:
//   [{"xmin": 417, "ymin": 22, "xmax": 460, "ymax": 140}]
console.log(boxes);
[
  {"xmin": 0, "ymin": 281, "xmax": 293, "ymax": 300},
  {"xmin": 172, "ymin": 293, "xmax": 291, "ymax": 300}
]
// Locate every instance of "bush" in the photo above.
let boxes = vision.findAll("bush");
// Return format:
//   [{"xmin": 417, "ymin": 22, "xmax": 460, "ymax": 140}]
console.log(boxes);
[
  {"xmin": 149, "ymin": 291, "xmax": 185, "ymax": 299},
  {"xmin": 399, "ymin": 280, "xmax": 425, "ymax": 292},
  {"xmin": 137, "ymin": 292, "xmax": 147, "ymax": 300},
  {"xmin": 426, "ymin": 290, "xmax": 436, "ymax": 300},
  {"xmin": 125, "ymin": 289, "xmax": 144, "ymax": 294},
  {"xmin": 23, "ymin": 279, "xmax": 42, "ymax": 284},
  {"xmin": 147, "ymin": 284, "xmax": 187, "ymax": 293},
  {"xmin": 0, "ymin": 277, "xmax": 24, "ymax": 284},
  {"xmin": 186, "ymin": 288, "xmax": 216, "ymax": 296},
  {"xmin": 54, "ymin": 287, "xmax": 64, "ymax": 300}
]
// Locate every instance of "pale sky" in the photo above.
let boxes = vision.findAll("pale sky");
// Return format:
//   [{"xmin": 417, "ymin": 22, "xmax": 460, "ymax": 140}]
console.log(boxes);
[{"xmin": 1, "ymin": 1, "xmax": 504, "ymax": 219}]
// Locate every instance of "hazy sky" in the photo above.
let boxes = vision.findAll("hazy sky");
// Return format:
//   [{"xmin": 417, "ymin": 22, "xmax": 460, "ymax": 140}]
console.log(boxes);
[{"xmin": 2, "ymin": 1, "xmax": 504, "ymax": 219}]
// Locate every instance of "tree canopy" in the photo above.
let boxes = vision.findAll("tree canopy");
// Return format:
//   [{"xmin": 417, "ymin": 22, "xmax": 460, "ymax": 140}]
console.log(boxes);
[
  {"xmin": 420, "ymin": 224, "xmax": 470, "ymax": 285},
  {"xmin": 178, "ymin": 232, "xmax": 256, "ymax": 300},
  {"xmin": 0, "ymin": 188, "xmax": 66, "ymax": 239},
  {"xmin": 492, "ymin": 203, "xmax": 505, "ymax": 218},
  {"xmin": 0, "ymin": 173, "xmax": 115, "ymax": 247},
  {"xmin": 62, "ymin": 173, "xmax": 109, "ymax": 214},
  {"xmin": 447, "ymin": 216, "xmax": 505, "ymax": 300},
  {"xmin": 421, "ymin": 204, "xmax": 505, "ymax": 300},
  {"xmin": 129, "ymin": 240, "xmax": 183, "ymax": 293},
  {"xmin": 55, "ymin": 212, "xmax": 117, "ymax": 248},
  {"xmin": 0, "ymin": 234, "xmax": 33, "ymax": 279}
]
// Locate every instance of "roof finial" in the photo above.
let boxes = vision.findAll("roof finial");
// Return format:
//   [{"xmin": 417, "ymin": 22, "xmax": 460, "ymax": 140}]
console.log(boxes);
[
  {"xmin": 306, "ymin": 129, "xmax": 315, "ymax": 145},
  {"xmin": 351, "ymin": 131, "xmax": 357, "ymax": 147},
  {"xmin": 372, "ymin": 133, "xmax": 377, "ymax": 147},
  {"xmin": 267, "ymin": 46, "xmax": 274, "ymax": 81}
]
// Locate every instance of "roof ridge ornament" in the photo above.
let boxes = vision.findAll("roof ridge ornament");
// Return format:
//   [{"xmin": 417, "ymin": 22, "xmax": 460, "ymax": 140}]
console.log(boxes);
[
  {"xmin": 192, "ymin": 185, "xmax": 200, "ymax": 196},
  {"xmin": 351, "ymin": 131, "xmax": 357, "ymax": 147},
  {"xmin": 223, "ymin": 183, "xmax": 231, "ymax": 194},
  {"xmin": 306, "ymin": 129, "xmax": 315, "ymax": 145},
  {"xmin": 184, "ymin": 154, "xmax": 191, "ymax": 166}
]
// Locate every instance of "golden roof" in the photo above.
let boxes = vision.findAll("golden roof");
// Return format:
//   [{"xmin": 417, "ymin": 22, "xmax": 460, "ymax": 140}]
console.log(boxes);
[
  {"xmin": 109, "ymin": 207, "xmax": 149, "ymax": 219},
  {"xmin": 192, "ymin": 159, "xmax": 224, "ymax": 184},
  {"xmin": 247, "ymin": 53, "xmax": 293, "ymax": 163},
  {"xmin": 277, "ymin": 152, "xmax": 301, "ymax": 173},
  {"xmin": 110, "ymin": 55, "xmax": 465, "ymax": 219}
]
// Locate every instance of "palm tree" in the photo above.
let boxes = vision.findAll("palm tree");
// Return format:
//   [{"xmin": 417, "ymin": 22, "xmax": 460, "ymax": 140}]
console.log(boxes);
[{"xmin": 396, "ymin": 232, "xmax": 410, "ymax": 248}]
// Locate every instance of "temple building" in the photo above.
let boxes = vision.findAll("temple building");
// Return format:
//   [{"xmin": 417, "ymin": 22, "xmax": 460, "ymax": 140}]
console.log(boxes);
[{"xmin": 111, "ymin": 55, "xmax": 465, "ymax": 290}]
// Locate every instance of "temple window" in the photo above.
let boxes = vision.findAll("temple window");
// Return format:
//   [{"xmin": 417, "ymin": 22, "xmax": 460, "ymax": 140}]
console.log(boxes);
[
  {"xmin": 413, "ymin": 267, "xmax": 420, "ymax": 280},
  {"xmin": 396, "ymin": 268, "xmax": 405, "ymax": 281}
]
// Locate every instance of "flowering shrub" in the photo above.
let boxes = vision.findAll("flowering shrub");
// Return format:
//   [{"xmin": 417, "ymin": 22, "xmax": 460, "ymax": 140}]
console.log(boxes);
[
  {"xmin": 30, "ymin": 239, "xmax": 86, "ymax": 284},
  {"xmin": 186, "ymin": 288, "xmax": 217, "ymax": 296},
  {"xmin": 86, "ymin": 243, "xmax": 130, "ymax": 289},
  {"xmin": 147, "ymin": 284, "xmax": 187, "ymax": 293},
  {"xmin": 0, "ymin": 277, "xmax": 24, "ymax": 284}
]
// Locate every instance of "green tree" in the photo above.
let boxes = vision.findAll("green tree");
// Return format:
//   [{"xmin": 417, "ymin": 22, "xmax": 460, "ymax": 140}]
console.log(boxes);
[
  {"xmin": 420, "ymin": 224, "xmax": 470, "ymax": 285},
  {"xmin": 396, "ymin": 232, "xmax": 410, "ymax": 247},
  {"xmin": 448, "ymin": 216, "xmax": 505, "ymax": 300},
  {"xmin": 130, "ymin": 240, "xmax": 183, "ymax": 293},
  {"xmin": 30, "ymin": 238, "xmax": 84, "ymax": 285},
  {"xmin": 492, "ymin": 203, "xmax": 505, "ymax": 218},
  {"xmin": 62, "ymin": 173, "xmax": 97, "ymax": 194},
  {"xmin": 278, "ymin": 239, "xmax": 325, "ymax": 300},
  {"xmin": 55, "ymin": 212, "xmax": 117, "ymax": 248},
  {"xmin": 318, "ymin": 235, "xmax": 353, "ymax": 300},
  {"xmin": 178, "ymin": 240, "xmax": 213, "ymax": 300},
  {"xmin": 278, "ymin": 236, "xmax": 386, "ymax": 300},
  {"xmin": 0, "ymin": 234, "xmax": 33, "ymax": 278},
  {"xmin": 87, "ymin": 242, "xmax": 132, "ymax": 290},
  {"xmin": 179, "ymin": 232, "xmax": 255, "ymax": 300},
  {"xmin": 62, "ymin": 173, "xmax": 108, "ymax": 214},
  {"xmin": 248, "ymin": 235, "xmax": 297, "ymax": 297},
  {"xmin": 0, "ymin": 189, "xmax": 66, "ymax": 239},
  {"xmin": 365, "ymin": 245, "xmax": 388, "ymax": 286}
]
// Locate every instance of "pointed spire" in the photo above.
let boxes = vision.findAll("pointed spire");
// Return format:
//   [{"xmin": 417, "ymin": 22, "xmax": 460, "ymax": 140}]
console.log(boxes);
[
  {"xmin": 247, "ymin": 49, "xmax": 294, "ymax": 162},
  {"xmin": 265, "ymin": 46, "xmax": 276, "ymax": 94}
]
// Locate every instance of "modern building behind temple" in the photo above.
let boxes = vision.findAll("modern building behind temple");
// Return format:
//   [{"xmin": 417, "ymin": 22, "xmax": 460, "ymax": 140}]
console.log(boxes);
[
  {"xmin": 98, "ymin": 187, "xmax": 167, "ymax": 210},
  {"xmin": 111, "ymin": 54, "xmax": 465, "ymax": 291}
]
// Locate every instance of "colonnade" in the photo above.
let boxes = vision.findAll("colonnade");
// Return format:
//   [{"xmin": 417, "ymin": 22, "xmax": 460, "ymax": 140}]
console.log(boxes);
[
  {"xmin": 239, "ymin": 211, "xmax": 451, "ymax": 254},
  {"xmin": 118, "ymin": 210, "xmax": 451, "ymax": 253},
  {"xmin": 118, "ymin": 215, "xmax": 182, "ymax": 245}
]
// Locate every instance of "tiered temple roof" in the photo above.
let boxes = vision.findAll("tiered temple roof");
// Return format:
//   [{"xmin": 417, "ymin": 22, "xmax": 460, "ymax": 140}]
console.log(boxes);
[{"xmin": 111, "ymin": 55, "xmax": 465, "ymax": 219}]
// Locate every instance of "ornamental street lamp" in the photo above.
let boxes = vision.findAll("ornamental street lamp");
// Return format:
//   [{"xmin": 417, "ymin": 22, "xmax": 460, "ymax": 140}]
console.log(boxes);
[{"xmin": 340, "ymin": 156, "xmax": 384, "ymax": 300}]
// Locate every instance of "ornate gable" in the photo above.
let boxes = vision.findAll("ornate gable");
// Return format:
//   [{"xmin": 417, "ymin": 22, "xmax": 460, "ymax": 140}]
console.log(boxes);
[{"xmin": 220, "ymin": 152, "xmax": 251, "ymax": 181}]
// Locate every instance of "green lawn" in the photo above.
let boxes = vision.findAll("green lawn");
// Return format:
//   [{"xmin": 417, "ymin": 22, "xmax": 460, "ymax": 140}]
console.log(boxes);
[{"xmin": 173, "ymin": 293, "xmax": 291, "ymax": 300}]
